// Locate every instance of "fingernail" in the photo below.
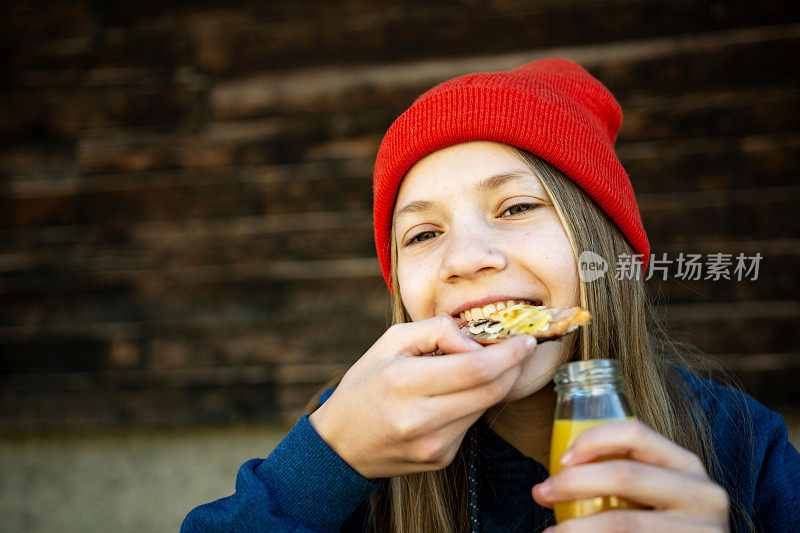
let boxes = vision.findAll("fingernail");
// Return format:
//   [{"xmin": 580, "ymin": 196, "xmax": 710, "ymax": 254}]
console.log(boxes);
[
  {"xmin": 524, "ymin": 336, "xmax": 537, "ymax": 350},
  {"xmin": 537, "ymin": 481, "xmax": 551, "ymax": 497},
  {"xmin": 560, "ymin": 450, "xmax": 574, "ymax": 465},
  {"xmin": 467, "ymin": 339, "xmax": 483, "ymax": 350}
]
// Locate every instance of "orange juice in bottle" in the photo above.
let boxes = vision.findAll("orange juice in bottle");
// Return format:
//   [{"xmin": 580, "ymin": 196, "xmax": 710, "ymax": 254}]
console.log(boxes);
[{"xmin": 550, "ymin": 359, "xmax": 645, "ymax": 522}]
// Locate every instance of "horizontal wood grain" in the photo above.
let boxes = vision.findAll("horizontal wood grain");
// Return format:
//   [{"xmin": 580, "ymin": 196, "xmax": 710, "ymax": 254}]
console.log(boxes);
[
  {"xmin": 2, "ymin": 0, "xmax": 798, "ymax": 429},
  {"xmin": 3, "ymin": 131, "xmax": 799, "ymax": 227}
]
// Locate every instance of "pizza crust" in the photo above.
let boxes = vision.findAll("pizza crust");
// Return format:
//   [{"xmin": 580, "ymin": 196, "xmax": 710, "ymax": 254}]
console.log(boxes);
[{"xmin": 459, "ymin": 303, "xmax": 591, "ymax": 344}]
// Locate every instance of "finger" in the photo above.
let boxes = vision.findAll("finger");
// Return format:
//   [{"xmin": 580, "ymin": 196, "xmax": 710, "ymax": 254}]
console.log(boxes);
[
  {"xmin": 384, "ymin": 350, "xmax": 528, "ymax": 452},
  {"xmin": 399, "ymin": 334, "xmax": 536, "ymax": 396},
  {"xmin": 561, "ymin": 419, "xmax": 707, "ymax": 477},
  {"xmin": 392, "ymin": 411, "xmax": 482, "ymax": 472},
  {"xmin": 388, "ymin": 361, "xmax": 522, "ymax": 442},
  {"xmin": 421, "ymin": 359, "xmax": 526, "ymax": 426},
  {"xmin": 376, "ymin": 315, "xmax": 483, "ymax": 359},
  {"xmin": 535, "ymin": 460, "xmax": 730, "ymax": 516},
  {"xmin": 542, "ymin": 509, "xmax": 719, "ymax": 533}
]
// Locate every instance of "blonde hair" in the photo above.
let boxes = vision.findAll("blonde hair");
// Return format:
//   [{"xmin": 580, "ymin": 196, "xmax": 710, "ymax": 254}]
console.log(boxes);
[{"xmin": 306, "ymin": 150, "xmax": 754, "ymax": 532}]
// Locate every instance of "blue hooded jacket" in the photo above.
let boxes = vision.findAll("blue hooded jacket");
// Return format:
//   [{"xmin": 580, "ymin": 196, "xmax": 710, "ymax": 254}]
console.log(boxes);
[{"xmin": 182, "ymin": 371, "xmax": 800, "ymax": 532}]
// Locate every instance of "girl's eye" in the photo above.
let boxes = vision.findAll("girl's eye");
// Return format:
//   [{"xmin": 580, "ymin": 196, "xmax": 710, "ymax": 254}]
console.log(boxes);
[
  {"xmin": 501, "ymin": 203, "xmax": 539, "ymax": 217},
  {"xmin": 405, "ymin": 230, "xmax": 440, "ymax": 246}
]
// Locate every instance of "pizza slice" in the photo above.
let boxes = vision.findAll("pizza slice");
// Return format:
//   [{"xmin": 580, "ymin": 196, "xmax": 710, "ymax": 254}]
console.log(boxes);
[{"xmin": 459, "ymin": 303, "xmax": 591, "ymax": 344}]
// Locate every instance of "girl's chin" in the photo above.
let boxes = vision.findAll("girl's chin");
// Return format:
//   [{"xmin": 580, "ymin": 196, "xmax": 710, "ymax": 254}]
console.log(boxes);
[
  {"xmin": 505, "ymin": 379, "xmax": 554, "ymax": 403},
  {"xmin": 507, "ymin": 345, "xmax": 570, "ymax": 400}
]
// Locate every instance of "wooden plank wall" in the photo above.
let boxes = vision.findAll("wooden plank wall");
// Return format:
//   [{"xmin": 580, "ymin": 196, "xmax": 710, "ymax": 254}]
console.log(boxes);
[{"xmin": 1, "ymin": 1, "xmax": 799, "ymax": 431}]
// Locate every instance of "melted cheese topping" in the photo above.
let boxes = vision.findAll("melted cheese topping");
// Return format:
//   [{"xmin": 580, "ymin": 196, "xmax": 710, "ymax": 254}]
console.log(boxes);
[{"xmin": 489, "ymin": 303, "xmax": 552, "ymax": 334}]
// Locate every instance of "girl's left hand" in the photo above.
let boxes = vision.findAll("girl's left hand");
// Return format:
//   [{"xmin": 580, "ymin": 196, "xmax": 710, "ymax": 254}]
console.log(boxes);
[{"xmin": 532, "ymin": 420, "xmax": 730, "ymax": 532}]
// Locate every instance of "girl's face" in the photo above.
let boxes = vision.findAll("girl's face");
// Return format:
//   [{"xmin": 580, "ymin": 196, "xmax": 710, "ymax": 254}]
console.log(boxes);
[{"xmin": 393, "ymin": 141, "xmax": 581, "ymax": 400}]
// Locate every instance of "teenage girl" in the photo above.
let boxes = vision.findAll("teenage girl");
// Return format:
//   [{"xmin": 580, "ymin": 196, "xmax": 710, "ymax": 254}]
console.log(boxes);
[{"xmin": 182, "ymin": 58, "xmax": 800, "ymax": 532}]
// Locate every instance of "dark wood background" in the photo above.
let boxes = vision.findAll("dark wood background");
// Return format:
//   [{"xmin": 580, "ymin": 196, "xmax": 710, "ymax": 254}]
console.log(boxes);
[{"xmin": 1, "ymin": 1, "xmax": 798, "ymax": 432}]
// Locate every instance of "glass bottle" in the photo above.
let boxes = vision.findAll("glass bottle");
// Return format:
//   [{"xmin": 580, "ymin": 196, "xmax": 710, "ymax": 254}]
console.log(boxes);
[{"xmin": 549, "ymin": 359, "xmax": 644, "ymax": 523}]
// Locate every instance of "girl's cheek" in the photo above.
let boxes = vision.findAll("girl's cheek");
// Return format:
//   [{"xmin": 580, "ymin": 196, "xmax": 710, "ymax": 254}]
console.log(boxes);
[{"xmin": 397, "ymin": 261, "xmax": 436, "ymax": 320}]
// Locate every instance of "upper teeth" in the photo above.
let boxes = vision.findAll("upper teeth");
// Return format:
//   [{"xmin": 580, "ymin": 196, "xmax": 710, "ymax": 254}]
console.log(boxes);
[{"xmin": 459, "ymin": 300, "xmax": 530, "ymax": 321}]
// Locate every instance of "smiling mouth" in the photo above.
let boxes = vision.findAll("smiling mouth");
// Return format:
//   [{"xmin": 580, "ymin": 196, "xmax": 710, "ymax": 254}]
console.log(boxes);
[{"xmin": 456, "ymin": 299, "xmax": 543, "ymax": 322}]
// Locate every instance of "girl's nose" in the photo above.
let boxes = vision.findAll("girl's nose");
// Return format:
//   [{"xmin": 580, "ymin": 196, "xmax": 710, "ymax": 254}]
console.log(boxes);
[{"xmin": 439, "ymin": 227, "xmax": 508, "ymax": 283}]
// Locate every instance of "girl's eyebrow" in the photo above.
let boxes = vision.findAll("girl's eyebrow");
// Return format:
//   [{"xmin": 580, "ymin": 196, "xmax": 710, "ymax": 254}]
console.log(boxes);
[
  {"xmin": 475, "ymin": 170, "xmax": 535, "ymax": 193},
  {"xmin": 395, "ymin": 170, "xmax": 538, "ymax": 221},
  {"xmin": 394, "ymin": 199, "xmax": 434, "ymax": 221}
]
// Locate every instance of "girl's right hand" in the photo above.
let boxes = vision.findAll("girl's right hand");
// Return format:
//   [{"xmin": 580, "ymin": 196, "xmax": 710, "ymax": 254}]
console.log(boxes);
[{"xmin": 308, "ymin": 315, "xmax": 537, "ymax": 479}]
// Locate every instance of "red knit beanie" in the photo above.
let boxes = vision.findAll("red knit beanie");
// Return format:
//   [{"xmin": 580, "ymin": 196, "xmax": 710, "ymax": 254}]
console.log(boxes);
[{"xmin": 373, "ymin": 57, "xmax": 649, "ymax": 290}]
